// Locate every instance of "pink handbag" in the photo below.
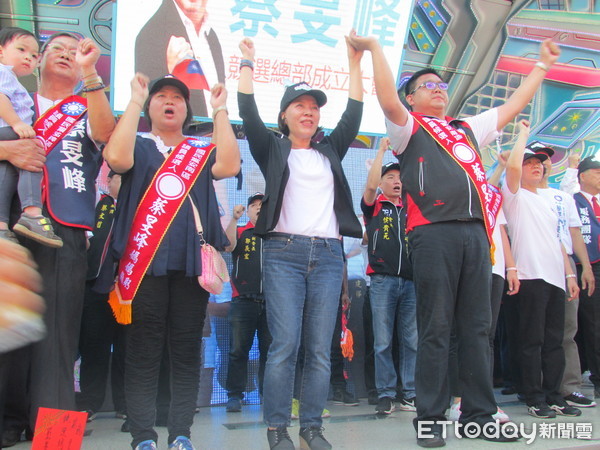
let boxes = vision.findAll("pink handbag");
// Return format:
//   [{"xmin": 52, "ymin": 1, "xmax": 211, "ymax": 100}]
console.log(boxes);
[
  {"xmin": 190, "ymin": 198, "xmax": 230, "ymax": 294},
  {"xmin": 198, "ymin": 242, "xmax": 229, "ymax": 294}
]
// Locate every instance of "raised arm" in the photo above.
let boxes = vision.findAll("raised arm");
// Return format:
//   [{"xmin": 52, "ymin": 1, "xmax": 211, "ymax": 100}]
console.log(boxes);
[
  {"xmin": 363, "ymin": 137, "xmax": 389, "ymax": 205},
  {"xmin": 238, "ymin": 38, "xmax": 254, "ymax": 95},
  {"xmin": 496, "ymin": 39, "xmax": 560, "ymax": 130},
  {"xmin": 224, "ymin": 205, "xmax": 245, "ymax": 253},
  {"xmin": 210, "ymin": 83, "xmax": 241, "ymax": 180},
  {"xmin": 345, "ymin": 33, "xmax": 363, "ymax": 103},
  {"xmin": 505, "ymin": 120, "xmax": 530, "ymax": 194},
  {"xmin": 76, "ymin": 38, "xmax": 116, "ymax": 143},
  {"xmin": 559, "ymin": 152, "xmax": 581, "ymax": 195},
  {"xmin": 346, "ymin": 30, "xmax": 408, "ymax": 126},
  {"xmin": 237, "ymin": 38, "xmax": 271, "ymax": 168},
  {"xmin": 103, "ymin": 73, "xmax": 148, "ymax": 173},
  {"xmin": 488, "ymin": 150, "xmax": 510, "ymax": 188}
]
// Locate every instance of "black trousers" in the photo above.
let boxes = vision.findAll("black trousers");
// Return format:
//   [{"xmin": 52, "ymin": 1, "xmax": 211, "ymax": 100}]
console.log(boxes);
[
  {"xmin": 76, "ymin": 281, "xmax": 127, "ymax": 413},
  {"xmin": 125, "ymin": 272, "xmax": 208, "ymax": 448},
  {"xmin": 448, "ymin": 273, "xmax": 505, "ymax": 397},
  {"xmin": 362, "ymin": 287, "xmax": 376, "ymax": 396},
  {"xmin": 409, "ymin": 221, "xmax": 496, "ymax": 427},
  {"xmin": 500, "ymin": 290, "xmax": 521, "ymax": 393},
  {"xmin": 225, "ymin": 295, "xmax": 271, "ymax": 399},
  {"xmin": 516, "ymin": 279, "xmax": 565, "ymax": 405},
  {"xmin": 578, "ymin": 263, "xmax": 600, "ymax": 390}
]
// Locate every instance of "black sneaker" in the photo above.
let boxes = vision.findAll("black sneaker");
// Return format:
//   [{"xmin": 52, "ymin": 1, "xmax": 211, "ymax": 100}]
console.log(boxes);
[
  {"xmin": 299, "ymin": 426, "xmax": 332, "ymax": 450},
  {"xmin": 456, "ymin": 420, "xmax": 520, "ymax": 443},
  {"xmin": 398, "ymin": 396, "xmax": 416, "ymax": 412},
  {"xmin": 332, "ymin": 389, "xmax": 359, "ymax": 406},
  {"xmin": 527, "ymin": 403, "xmax": 556, "ymax": 418},
  {"xmin": 549, "ymin": 402, "xmax": 582, "ymax": 417},
  {"xmin": 267, "ymin": 427, "xmax": 294, "ymax": 450},
  {"xmin": 375, "ymin": 396, "xmax": 395, "ymax": 415},
  {"xmin": 564, "ymin": 392, "xmax": 596, "ymax": 408},
  {"xmin": 416, "ymin": 423, "xmax": 445, "ymax": 448}
]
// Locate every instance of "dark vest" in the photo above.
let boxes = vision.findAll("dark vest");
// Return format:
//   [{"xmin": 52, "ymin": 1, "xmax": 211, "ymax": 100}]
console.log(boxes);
[
  {"xmin": 573, "ymin": 192, "xmax": 600, "ymax": 264},
  {"xmin": 398, "ymin": 117, "xmax": 483, "ymax": 232},
  {"xmin": 361, "ymin": 194, "xmax": 412, "ymax": 279},
  {"xmin": 43, "ymin": 114, "xmax": 102, "ymax": 230},
  {"xmin": 231, "ymin": 222, "xmax": 263, "ymax": 297}
]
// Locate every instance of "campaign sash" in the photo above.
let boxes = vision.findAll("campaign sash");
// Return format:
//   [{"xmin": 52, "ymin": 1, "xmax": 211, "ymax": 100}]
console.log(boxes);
[
  {"xmin": 109, "ymin": 139, "xmax": 215, "ymax": 324},
  {"xmin": 412, "ymin": 113, "xmax": 502, "ymax": 260},
  {"xmin": 33, "ymin": 95, "xmax": 88, "ymax": 155}
]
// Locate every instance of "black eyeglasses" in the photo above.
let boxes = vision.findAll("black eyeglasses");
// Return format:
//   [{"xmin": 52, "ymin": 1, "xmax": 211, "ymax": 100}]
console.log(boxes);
[{"xmin": 409, "ymin": 81, "xmax": 449, "ymax": 95}]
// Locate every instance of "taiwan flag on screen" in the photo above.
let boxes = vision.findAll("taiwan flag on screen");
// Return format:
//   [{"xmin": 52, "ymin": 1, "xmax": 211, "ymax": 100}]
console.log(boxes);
[{"xmin": 172, "ymin": 58, "xmax": 209, "ymax": 91}]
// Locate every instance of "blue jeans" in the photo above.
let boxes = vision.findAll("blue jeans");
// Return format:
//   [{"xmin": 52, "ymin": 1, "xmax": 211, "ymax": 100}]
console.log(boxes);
[
  {"xmin": 226, "ymin": 295, "xmax": 271, "ymax": 399},
  {"xmin": 262, "ymin": 233, "xmax": 343, "ymax": 428},
  {"xmin": 369, "ymin": 274, "xmax": 417, "ymax": 399}
]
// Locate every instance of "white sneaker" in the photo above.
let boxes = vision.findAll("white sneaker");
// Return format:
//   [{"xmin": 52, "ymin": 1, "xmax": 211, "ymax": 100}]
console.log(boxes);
[
  {"xmin": 492, "ymin": 407, "xmax": 510, "ymax": 423},
  {"xmin": 448, "ymin": 402, "xmax": 461, "ymax": 421}
]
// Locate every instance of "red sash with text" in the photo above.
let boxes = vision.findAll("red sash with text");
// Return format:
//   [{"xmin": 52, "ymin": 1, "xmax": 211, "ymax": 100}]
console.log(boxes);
[
  {"xmin": 412, "ymin": 113, "xmax": 502, "ymax": 258},
  {"xmin": 109, "ymin": 139, "xmax": 215, "ymax": 324},
  {"xmin": 33, "ymin": 95, "xmax": 88, "ymax": 155}
]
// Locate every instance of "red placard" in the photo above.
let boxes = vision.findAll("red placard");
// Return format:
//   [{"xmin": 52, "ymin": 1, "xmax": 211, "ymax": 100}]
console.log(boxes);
[{"xmin": 32, "ymin": 408, "xmax": 87, "ymax": 450}]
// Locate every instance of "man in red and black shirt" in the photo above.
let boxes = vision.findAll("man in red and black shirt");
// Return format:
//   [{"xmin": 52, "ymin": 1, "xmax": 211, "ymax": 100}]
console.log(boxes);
[
  {"xmin": 224, "ymin": 192, "xmax": 271, "ymax": 413},
  {"xmin": 361, "ymin": 137, "xmax": 416, "ymax": 417}
]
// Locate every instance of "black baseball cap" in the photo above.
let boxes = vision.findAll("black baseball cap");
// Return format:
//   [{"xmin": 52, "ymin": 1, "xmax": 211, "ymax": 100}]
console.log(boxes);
[
  {"xmin": 526, "ymin": 141, "xmax": 555, "ymax": 158},
  {"xmin": 280, "ymin": 82, "xmax": 327, "ymax": 112},
  {"xmin": 522, "ymin": 149, "xmax": 548, "ymax": 164},
  {"xmin": 247, "ymin": 192, "xmax": 264, "ymax": 206},
  {"xmin": 578, "ymin": 156, "xmax": 600, "ymax": 175},
  {"xmin": 381, "ymin": 161, "xmax": 400, "ymax": 176},
  {"xmin": 148, "ymin": 75, "xmax": 190, "ymax": 101}
]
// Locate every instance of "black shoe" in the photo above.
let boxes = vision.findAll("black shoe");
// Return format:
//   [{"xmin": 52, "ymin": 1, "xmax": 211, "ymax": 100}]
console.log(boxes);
[
  {"xmin": 549, "ymin": 402, "xmax": 582, "ymax": 417},
  {"xmin": 332, "ymin": 388, "xmax": 359, "ymax": 406},
  {"xmin": 500, "ymin": 386, "xmax": 516, "ymax": 395},
  {"xmin": 375, "ymin": 396, "xmax": 395, "ymax": 415},
  {"xmin": 564, "ymin": 392, "xmax": 596, "ymax": 408},
  {"xmin": 528, "ymin": 402, "xmax": 556, "ymax": 418},
  {"xmin": 84, "ymin": 409, "xmax": 96, "ymax": 422},
  {"xmin": 121, "ymin": 418, "xmax": 130, "ymax": 433},
  {"xmin": 299, "ymin": 426, "xmax": 332, "ymax": 450},
  {"xmin": 457, "ymin": 420, "xmax": 520, "ymax": 442},
  {"xmin": 1, "ymin": 429, "xmax": 22, "ymax": 448},
  {"xmin": 267, "ymin": 427, "xmax": 294, "ymax": 449},
  {"xmin": 398, "ymin": 396, "xmax": 417, "ymax": 412},
  {"xmin": 416, "ymin": 424, "xmax": 445, "ymax": 448}
]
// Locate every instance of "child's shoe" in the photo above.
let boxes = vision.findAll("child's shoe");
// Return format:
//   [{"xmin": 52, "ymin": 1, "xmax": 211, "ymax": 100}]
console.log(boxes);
[{"xmin": 13, "ymin": 214, "xmax": 63, "ymax": 248}]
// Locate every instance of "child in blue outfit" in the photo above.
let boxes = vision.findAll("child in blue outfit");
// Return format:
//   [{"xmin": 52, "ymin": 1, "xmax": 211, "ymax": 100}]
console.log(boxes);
[{"xmin": 0, "ymin": 27, "xmax": 62, "ymax": 247}]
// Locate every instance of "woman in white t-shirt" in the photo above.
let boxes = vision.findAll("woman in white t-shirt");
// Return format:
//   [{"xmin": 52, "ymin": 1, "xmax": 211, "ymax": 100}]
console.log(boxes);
[
  {"xmin": 503, "ymin": 120, "xmax": 580, "ymax": 419},
  {"xmin": 237, "ymin": 36, "xmax": 364, "ymax": 450}
]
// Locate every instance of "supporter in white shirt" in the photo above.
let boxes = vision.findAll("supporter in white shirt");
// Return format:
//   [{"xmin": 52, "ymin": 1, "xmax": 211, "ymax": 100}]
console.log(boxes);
[{"xmin": 503, "ymin": 120, "xmax": 580, "ymax": 419}]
